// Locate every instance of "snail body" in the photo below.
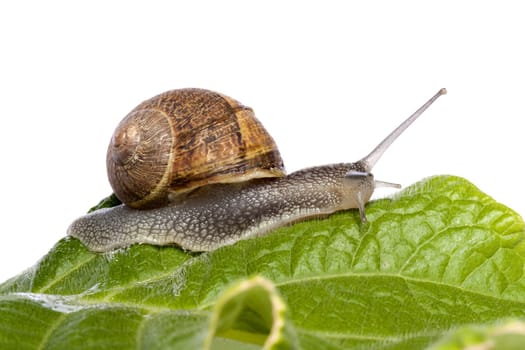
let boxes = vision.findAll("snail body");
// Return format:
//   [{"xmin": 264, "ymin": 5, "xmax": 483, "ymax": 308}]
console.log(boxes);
[{"xmin": 68, "ymin": 88, "xmax": 446, "ymax": 252}]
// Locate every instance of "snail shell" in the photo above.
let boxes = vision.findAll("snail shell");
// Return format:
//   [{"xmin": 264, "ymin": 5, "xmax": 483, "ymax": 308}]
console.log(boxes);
[{"xmin": 108, "ymin": 88, "xmax": 285, "ymax": 209}]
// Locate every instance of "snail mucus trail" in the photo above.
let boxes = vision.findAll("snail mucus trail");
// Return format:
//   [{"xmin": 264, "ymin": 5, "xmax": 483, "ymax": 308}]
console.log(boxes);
[{"xmin": 68, "ymin": 88, "xmax": 447, "ymax": 252}]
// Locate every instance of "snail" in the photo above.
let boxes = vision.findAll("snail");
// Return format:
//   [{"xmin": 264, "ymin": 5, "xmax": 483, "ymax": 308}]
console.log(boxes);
[{"xmin": 68, "ymin": 87, "xmax": 446, "ymax": 252}]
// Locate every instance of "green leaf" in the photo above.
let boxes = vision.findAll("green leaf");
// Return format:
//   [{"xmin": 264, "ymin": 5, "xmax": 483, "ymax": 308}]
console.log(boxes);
[
  {"xmin": 428, "ymin": 320, "xmax": 525, "ymax": 350},
  {"xmin": 1, "ymin": 175, "xmax": 524, "ymax": 349},
  {"xmin": 88, "ymin": 193, "xmax": 121, "ymax": 213}
]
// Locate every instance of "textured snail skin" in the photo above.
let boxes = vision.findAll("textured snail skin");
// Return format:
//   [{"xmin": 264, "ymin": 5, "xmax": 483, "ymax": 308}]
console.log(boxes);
[{"xmin": 68, "ymin": 162, "xmax": 374, "ymax": 252}]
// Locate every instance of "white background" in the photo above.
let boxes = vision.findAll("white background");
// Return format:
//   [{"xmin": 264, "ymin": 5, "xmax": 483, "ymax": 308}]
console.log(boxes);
[{"xmin": 0, "ymin": 1, "xmax": 523, "ymax": 283}]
